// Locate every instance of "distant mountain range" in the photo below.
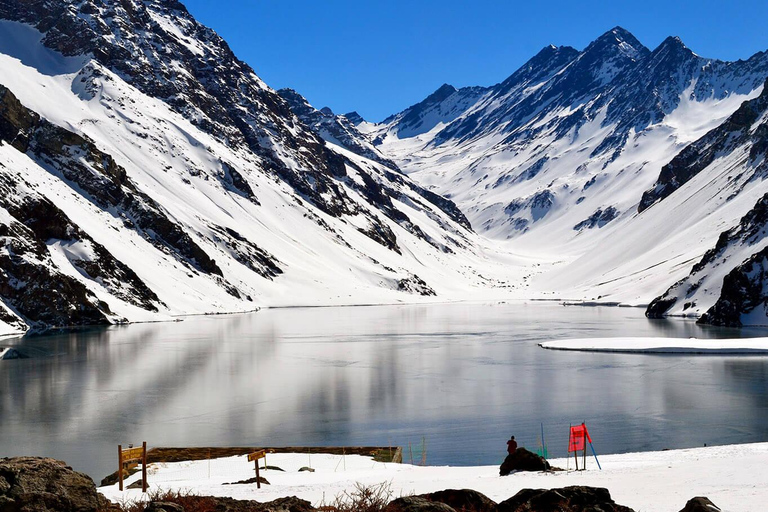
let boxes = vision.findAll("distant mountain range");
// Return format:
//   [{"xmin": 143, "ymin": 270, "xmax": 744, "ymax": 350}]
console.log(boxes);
[
  {"xmin": 0, "ymin": 1, "xmax": 767, "ymax": 332},
  {"xmin": 349, "ymin": 27, "xmax": 768, "ymax": 326}
]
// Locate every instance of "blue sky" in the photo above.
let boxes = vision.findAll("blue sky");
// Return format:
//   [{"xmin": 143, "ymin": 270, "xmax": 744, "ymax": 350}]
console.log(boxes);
[{"xmin": 181, "ymin": 0, "xmax": 768, "ymax": 122}]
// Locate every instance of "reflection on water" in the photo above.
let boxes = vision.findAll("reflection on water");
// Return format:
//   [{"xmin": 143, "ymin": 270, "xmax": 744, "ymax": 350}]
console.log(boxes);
[{"xmin": 1, "ymin": 302, "xmax": 768, "ymax": 479}]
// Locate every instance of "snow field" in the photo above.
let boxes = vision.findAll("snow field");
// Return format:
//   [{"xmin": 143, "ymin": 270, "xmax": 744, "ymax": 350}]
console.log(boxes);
[{"xmin": 99, "ymin": 443, "xmax": 768, "ymax": 512}]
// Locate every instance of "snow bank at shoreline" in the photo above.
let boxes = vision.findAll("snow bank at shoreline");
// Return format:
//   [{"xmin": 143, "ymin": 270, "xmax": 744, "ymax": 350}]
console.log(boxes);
[
  {"xmin": 99, "ymin": 442, "xmax": 768, "ymax": 512},
  {"xmin": 539, "ymin": 336, "xmax": 768, "ymax": 354}
]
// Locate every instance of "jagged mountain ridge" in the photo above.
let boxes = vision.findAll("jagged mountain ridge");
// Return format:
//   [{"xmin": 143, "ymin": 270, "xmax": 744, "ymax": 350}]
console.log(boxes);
[
  {"xmin": 370, "ymin": 27, "xmax": 768, "ymax": 245},
  {"xmin": 0, "ymin": 2, "xmax": 523, "ymax": 335},
  {"xmin": 365, "ymin": 26, "xmax": 768, "ymax": 323}
]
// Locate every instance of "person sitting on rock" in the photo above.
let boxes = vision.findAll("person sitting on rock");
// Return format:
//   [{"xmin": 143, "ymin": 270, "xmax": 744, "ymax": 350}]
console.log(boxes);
[{"xmin": 507, "ymin": 436, "xmax": 518, "ymax": 455}]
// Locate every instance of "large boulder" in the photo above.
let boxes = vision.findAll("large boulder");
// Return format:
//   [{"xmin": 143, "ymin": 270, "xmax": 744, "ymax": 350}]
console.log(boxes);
[
  {"xmin": 384, "ymin": 496, "xmax": 458, "ymax": 512},
  {"xmin": 679, "ymin": 497, "xmax": 721, "ymax": 512},
  {"xmin": 0, "ymin": 457, "xmax": 104, "ymax": 512},
  {"xmin": 499, "ymin": 448, "xmax": 550, "ymax": 475},
  {"xmin": 498, "ymin": 486, "xmax": 634, "ymax": 512},
  {"xmin": 208, "ymin": 496, "xmax": 316, "ymax": 512},
  {"xmin": 422, "ymin": 489, "xmax": 497, "ymax": 512}
]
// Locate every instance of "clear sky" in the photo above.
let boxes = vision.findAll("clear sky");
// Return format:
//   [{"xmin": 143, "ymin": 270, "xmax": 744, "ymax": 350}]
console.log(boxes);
[{"xmin": 181, "ymin": 0, "xmax": 768, "ymax": 123}]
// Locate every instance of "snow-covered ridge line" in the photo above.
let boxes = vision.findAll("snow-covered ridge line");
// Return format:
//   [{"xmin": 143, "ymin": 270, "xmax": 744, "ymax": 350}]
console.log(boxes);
[{"xmin": 539, "ymin": 337, "xmax": 768, "ymax": 353}]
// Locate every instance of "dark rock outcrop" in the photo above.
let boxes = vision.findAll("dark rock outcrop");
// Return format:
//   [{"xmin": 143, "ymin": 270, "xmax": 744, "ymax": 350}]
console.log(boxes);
[
  {"xmin": 698, "ymin": 244, "xmax": 768, "ymax": 326},
  {"xmin": 499, "ymin": 448, "xmax": 551, "ymax": 475},
  {"xmin": 384, "ymin": 496, "xmax": 457, "ymax": 512},
  {"xmin": 223, "ymin": 476, "xmax": 270, "ymax": 486},
  {"xmin": 497, "ymin": 486, "xmax": 635, "ymax": 512},
  {"xmin": 0, "ymin": 457, "xmax": 104, "ymax": 512},
  {"xmin": 678, "ymin": 497, "xmax": 721, "ymax": 512},
  {"xmin": 145, "ymin": 502, "xmax": 184, "ymax": 512},
  {"xmin": 422, "ymin": 489, "xmax": 497, "ymax": 512},
  {"xmin": 208, "ymin": 496, "xmax": 315, "ymax": 512},
  {"xmin": 573, "ymin": 206, "xmax": 619, "ymax": 231}
]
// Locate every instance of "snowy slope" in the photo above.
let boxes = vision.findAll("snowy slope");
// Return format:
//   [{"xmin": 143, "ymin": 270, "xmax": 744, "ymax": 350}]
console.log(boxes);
[
  {"xmin": 0, "ymin": 9, "xmax": 536, "ymax": 334},
  {"xmin": 99, "ymin": 445, "xmax": 768, "ymax": 512},
  {"xmin": 369, "ymin": 27, "xmax": 768, "ymax": 318},
  {"xmin": 372, "ymin": 28, "xmax": 768, "ymax": 248}
]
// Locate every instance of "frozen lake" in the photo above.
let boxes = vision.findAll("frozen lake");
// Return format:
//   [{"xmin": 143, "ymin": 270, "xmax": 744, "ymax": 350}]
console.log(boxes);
[{"xmin": 1, "ymin": 302, "xmax": 768, "ymax": 480}]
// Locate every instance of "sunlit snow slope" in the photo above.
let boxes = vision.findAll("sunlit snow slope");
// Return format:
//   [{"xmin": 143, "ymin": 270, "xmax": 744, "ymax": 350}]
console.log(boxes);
[
  {"xmin": 0, "ymin": 4, "xmax": 531, "ymax": 335},
  {"xmin": 365, "ymin": 27, "xmax": 768, "ymax": 321}
]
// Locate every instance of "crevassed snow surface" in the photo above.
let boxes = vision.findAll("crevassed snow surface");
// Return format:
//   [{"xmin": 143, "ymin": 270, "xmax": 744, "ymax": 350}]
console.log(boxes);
[
  {"xmin": 539, "ymin": 337, "xmax": 768, "ymax": 353},
  {"xmin": 99, "ymin": 444, "xmax": 768, "ymax": 512}
]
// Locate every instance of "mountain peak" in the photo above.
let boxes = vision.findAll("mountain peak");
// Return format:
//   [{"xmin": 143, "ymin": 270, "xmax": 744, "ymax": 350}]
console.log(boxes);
[
  {"xmin": 589, "ymin": 26, "xmax": 649, "ymax": 60},
  {"xmin": 647, "ymin": 35, "xmax": 696, "ymax": 67},
  {"xmin": 431, "ymin": 83, "xmax": 458, "ymax": 99},
  {"xmin": 343, "ymin": 111, "xmax": 365, "ymax": 125},
  {"xmin": 655, "ymin": 35, "xmax": 692, "ymax": 53}
]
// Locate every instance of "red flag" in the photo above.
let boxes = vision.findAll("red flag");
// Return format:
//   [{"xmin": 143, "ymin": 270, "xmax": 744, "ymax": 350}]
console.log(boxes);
[{"xmin": 568, "ymin": 424, "xmax": 591, "ymax": 452}]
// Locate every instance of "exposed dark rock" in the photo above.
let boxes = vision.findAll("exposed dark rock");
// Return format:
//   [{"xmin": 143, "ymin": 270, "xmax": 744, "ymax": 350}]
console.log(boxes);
[
  {"xmin": 145, "ymin": 503, "xmax": 184, "ymax": 512},
  {"xmin": 0, "ymin": 456, "xmax": 103, "ymax": 512},
  {"xmin": 98, "ymin": 467, "xmax": 139, "ymax": 487},
  {"xmin": 223, "ymin": 476, "xmax": 270, "ymax": 486},
  {"xmin": 127, "ymin": 478, "xmax": 147, "ymax": 489},
  {"xmin": 497, "ymin": 486, "xmax": 635, "ymax": 512},
  {"xmin": 344, "ymin": 111, "xmax": 365, "ymax": 125},
  {"xmin": 422, "ymin": 489, "xmax": 497, "ymax": 512},
  {"xmin": 397, "ymin": 274, "xmax": 436, "ymax": 296},
  {"xmin": 698, "ymin": 245, "xmax": 768, "ymax": 327},
  {"xmin": 573, "ymin": 206, "xmax": 619, "ymax": 231},
  {"xmin": 499, "ymin": 448, "xmax": 551, "ymax": 475},
  {"xmin": 209, "ymin": 225, "xmax": 282, "ymax": 280},
  {"xmin": 678, "ymin": 496, "xmax": 721, "ymax": 512},
  {"xmin": 359, "ymin": 220, "xmax": 401, "ymax": 254},
  {"xmin": 384, "ymin": 496, "xmax": 457, "ymax": 512},
  {"xmin": 297, "ymin": 467, "xmax": 314, "ymax": 472}
]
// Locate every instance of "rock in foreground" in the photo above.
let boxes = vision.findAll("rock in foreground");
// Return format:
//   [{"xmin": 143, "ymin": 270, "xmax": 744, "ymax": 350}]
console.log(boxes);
[
  {"xmin": 679, "ymin": 496, "xmax": 721, "ymax": 512},
  {"xmin": 0, "ymin": 457, "xmax": 105, "ymax": 512},
  {"xmin": 422, "ymin": 489, "xmax": 497, "ymax": 512},
  {"xmin": 499, "ymin": 448, "xmax": 551, "ymax": 475},
  {"xmin": 498, "ymin": 486, "xmax": 635, "ymax": 512}
]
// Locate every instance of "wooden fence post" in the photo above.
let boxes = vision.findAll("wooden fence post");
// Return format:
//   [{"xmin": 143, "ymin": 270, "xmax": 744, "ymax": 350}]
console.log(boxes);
[
  {"xmin": 142, "ymin": 442, "xmax": 147, "ymax": 493},
  {"xmin": 118, "ymin": 445, "xmax": 123, "ymax": 491}
]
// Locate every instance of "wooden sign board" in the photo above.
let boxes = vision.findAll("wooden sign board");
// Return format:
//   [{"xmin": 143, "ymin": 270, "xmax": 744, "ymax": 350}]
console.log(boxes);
[
  {"xmin": 118, "ymin": 442, "xmax": 147, "ymax": 493},
  {"xmin": 247, "ymin": 450, "xmax": 266, "ymax": 462},
  {"xmin": 122, "ymin": 447, "xmax": 144, "ymax": 463}
]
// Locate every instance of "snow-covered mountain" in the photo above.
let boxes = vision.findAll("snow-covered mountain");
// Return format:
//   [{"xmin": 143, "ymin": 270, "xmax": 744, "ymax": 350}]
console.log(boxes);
[
  {"xmin": 0, "ymin": 1, "xmax": 530, "ymax": 335},
  {"xmin": 645, "ymin": 81, "xmax": 768, "ymax": 326},
  {"xmin": 2, "ymin": 2, "xmax": 768, "ymax": 332},
  {"xmin": 366, "ymin": 27, "xmax": 768, "ymax": 323}
]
